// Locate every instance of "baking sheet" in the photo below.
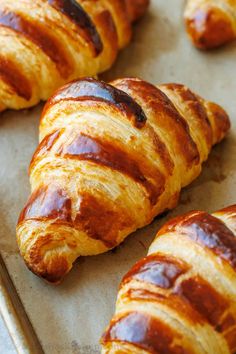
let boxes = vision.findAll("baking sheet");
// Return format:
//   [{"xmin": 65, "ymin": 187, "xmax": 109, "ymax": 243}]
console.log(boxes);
[{"xmin": 0, "ymin": 0, "xmax": 236, "ymax": 353}]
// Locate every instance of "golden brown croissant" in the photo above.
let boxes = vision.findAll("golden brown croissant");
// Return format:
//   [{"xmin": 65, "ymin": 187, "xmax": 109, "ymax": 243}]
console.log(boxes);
[
  {"xmin": 184, "ymin": 0, "xmax": 236, "ymax": 49},
  {"xmin": 101, "ymin": 204, "xmax": 236, "ymax": 354},
  {"xmin": 16, "ymin": 77, "xmax": 230, "ymax": 283},
  {"xmin": 0, "ymin": 0, "xmax": 149, "ymax": 111}
]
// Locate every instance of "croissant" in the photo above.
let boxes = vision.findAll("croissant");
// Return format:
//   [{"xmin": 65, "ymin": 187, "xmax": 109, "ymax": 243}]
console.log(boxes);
[
  {"xmin": 16, "ymin": 77, "xmax": 230, "ymax": 283},
  {"xmin": 0, "ymin": 0, "xmax": 149, "ymax": 112},
  {"xmin": 184, "ymin": 0, "xmax": 236, "ymax": 49},
  {"xmin": 101, "ymin": 204, "xmax": 236, "ymax": 354}
]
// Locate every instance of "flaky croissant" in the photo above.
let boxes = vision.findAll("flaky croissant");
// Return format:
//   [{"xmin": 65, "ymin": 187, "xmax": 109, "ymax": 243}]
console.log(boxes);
[
  {"xmin": 184, "ymin": 0, "xmax": 236, "ymax": 49},
  {"xmin": 16, "ymin": 77, "xmax": 230, "ymax": 283},
  {"xmin": 101, "ymin": 204, "xmax": 236, "ymax": 354},
  {"xmin": 0, "ymin": 0, "xmax": 149, "ymax": 112}
]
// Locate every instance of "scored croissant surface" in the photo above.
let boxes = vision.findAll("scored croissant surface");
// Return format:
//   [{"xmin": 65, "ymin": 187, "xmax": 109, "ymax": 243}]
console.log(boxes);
[
  {"xmin": 184, "ymin": 0, "xmax": 236, "ymax": 49},
  {"xmin": 16, "ymin": 77, "xmax": 230, "ymax": 283},
  {"xmin": 0, "ymin": 0, "xmax": 149, "ymax": 112},
  {"xmin": 101, "ymin": 204, "xmax": 236, "ymax": 354}
]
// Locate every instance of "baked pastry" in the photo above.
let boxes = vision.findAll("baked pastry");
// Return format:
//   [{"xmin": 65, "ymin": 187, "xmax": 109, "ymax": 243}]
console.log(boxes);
[
  {"xmin": 101, "ymin": 204, "xmax": 236, "ymax": 353},
  {"xmin": 0, "ymin": 0, "xmax": 149, "ymax": 111},
  {"xmin": 16, "ymin": 77, "xmax": 230, "ymax": 283},
  {"xmin": 184, "ymin": 0, "xmax": 236, "ymax": 49}
]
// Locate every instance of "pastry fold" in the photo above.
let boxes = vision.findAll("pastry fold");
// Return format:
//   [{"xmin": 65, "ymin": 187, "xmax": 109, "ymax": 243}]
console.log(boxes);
[
  {"xmin": 101, "ymin": 204, "xmax": 236, "ymax": 354},
  {"xmin": 16, "ymin": 77, "xmax": 230, "ymax": 283},
  {"xmin": 0, "ymin": 0, "xmax": 149, "ymax": 111}
]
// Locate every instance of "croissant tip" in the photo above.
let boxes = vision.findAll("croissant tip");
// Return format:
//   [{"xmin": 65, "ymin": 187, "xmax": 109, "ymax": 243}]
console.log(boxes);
[
  {"xmin": 23, "ymin": 251, "xmax": 71, "ymax": 284},
  {"xmin": 25, "ymin": 263, "xmax": 65, "ymax": 284},
  {"xmin": 207, "ymin": 101, "xmax": 231, "ymax": 144},
  {"xmin": 185, "ymin": 8, "xmax": 235, "ymax": 49}
]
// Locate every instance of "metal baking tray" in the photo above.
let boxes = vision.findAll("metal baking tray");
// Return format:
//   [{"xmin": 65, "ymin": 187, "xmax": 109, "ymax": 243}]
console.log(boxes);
[{"xmin": 1, "ymin": 0, "xmax": 236, "ymax": 353}]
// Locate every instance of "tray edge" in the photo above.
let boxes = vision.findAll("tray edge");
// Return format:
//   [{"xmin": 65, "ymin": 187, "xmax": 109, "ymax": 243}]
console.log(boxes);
[{"xmin": 0, "ymin": 253, "xmax": 44, "ymax": 354}]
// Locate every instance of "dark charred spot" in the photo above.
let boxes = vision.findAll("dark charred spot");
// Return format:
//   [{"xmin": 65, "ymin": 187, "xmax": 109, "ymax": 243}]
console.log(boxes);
[
  {"xmin": 47, "ymin": 78, "xmax": 147, "ymax": 128},
  {"xmin": 48, "ymin": 0, "xmax": 103, "ymax": 56}
]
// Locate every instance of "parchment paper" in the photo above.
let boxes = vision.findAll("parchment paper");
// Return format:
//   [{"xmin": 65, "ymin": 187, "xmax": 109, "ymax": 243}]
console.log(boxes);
[{"xmin": 0, "ymin": 1, "xmax": 236, "ymax": 353}]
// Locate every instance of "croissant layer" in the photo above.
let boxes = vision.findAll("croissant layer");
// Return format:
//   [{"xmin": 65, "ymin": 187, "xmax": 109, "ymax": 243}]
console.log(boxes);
[
  {"xmin": 16, "ymin": 77, "xmax": 230, "ymax": 283},
  {"xmin": 0, "ymin": 0, "xmax": 149, "ymax": 111},
  {"xmin": 101, "ymin": 204, "xmax": 236, "ymax": 353}
]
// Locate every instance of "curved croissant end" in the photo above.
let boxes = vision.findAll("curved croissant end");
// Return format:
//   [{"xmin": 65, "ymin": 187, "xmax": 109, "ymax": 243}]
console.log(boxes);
[
  {"xmin": 0, "ymin": 0, "xmax": 149, "ymax": 112},
  {"xmin": 16, "ymin": 77, "xmax": 230, "ymax": 283},
  {"xmin": 125, "ymin": 0, "xmax": 150, "ymax": 22},
  {"xmin": 101, "ymin": 204, "xmax": 236, "ymax": 354},
  {"xmin": 184, "ymin": 0, "xmax": 236, "ymax": 49}
]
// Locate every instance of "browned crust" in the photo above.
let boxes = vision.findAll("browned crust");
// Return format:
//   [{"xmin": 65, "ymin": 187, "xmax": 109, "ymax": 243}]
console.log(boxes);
[
  {"xmin": 125, "ymin": 276, "xmax": 235, "ymax": 335},
  {"xmin": 0, "ymin": 0, "xmax": 149, "ymax": 111},
  {"xmin": 57, "ymin": 133, "xmax": 163, "ymax": 206},
  {"xmin": 145, "ymin": 124, "xmax": 175, "ymax": 176},
  {"xmin": 163, "ymin": 83, "xmax": 213, "ymax": 149},
  {"xmin": 103, "ymin": 205, "xmax": 236, "ymax": 351},
  {"xmin": 101, "ymin": 311, "xmax": 192, "ymax": 354},
  {"xmin": 121, "ymin": 253, "xmax": 234, "ymax": 332},
  {"xmin": 125, "ymin": 288, "xmax": 205, "ymax": 325},
  {"xmin": 18, "ymin": 184, "xmax": 72, "ymax": 225},
  {"xmin": 30, "ymin": 132, "xmax": 165, "ymax": 206},
  {"xmin": 93, "ymin": 8, "xmax": 118, "ymax": 59},
  {"xmin": 206, "ymin": 101, "xmax": 231, "ymax": 143},
  {"xmin": 29, "ymin": 130, "xmax": 62, "ymax": 173},
  {"xmin": 158, "ymin": 210, "xmax": 236, "ymax": 271},
  {"xmin": 18, "ymin": 184, "xmax": 134, "ymax": 280},
  {"xmin": 122, "ymin": 254, "xmax": 189, "ymax": 288},
  {"xmin": 101, "ymin": 0, "xmax": 132, "ymax": 48},
  {"xmin": 185, "ymin": 7, "xmax": 235, "ymax": 49},
  {"xmin": 0, "ymin": 11, "xmax": 73, "ymax": 78},
  {"xmin": 121, "ymin": 266, "xmax": 234, "ymax": 334},
  {"xmin": 43, "ymin": 78, "xmax": 147, "ymax": 128},
  {"xmin": 113, "ymin": 78, "xmax": 200, "ymax": 167},
  {"xmin": 113, "ymin": 79, "xmax": 175, "ymax": 175},
  {"xmin": 74, "ymin": 192, "xmax": 133, "ymax": 248},
  {"xmin": 18, "ymin": 179, "xmax": 135, "ymax": 248},
  {"xmin": 0, "ymin": 55, "xmax": 32, "ymax": 100},
  {"xmin": 25, "ymin": 234, "xmax": 71, "ymax": 284},
  {"xmin": 18, "ymin": 75, "xmax": 231, "ymax": 287},
  {"xmin": 27, "ymin": 199, "xmax": 137, "ymax": 282},
  {"xmin": 48, "ymin": 0, "xmax": 103, "ymax": 56},
  {"xmin": 175, "ymin": 275, "xmax": 232, "ymax": 331}
]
